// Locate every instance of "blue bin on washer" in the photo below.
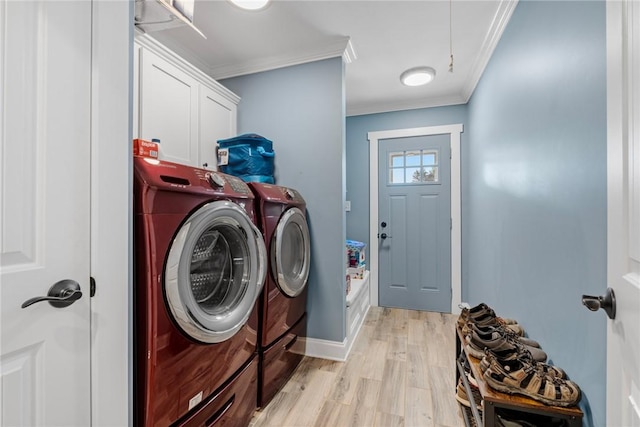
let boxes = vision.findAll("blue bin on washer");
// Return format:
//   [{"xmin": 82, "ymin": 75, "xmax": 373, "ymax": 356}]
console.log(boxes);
[{"xmin": 217, "ymin": 133, "xmax": 275, "ymax": 183}]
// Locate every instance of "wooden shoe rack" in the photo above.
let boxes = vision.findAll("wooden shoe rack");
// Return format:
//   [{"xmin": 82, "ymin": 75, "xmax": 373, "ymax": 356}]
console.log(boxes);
[{"xmin": 455, "ymin": 327, "xmax": 583, "ymax": 427}]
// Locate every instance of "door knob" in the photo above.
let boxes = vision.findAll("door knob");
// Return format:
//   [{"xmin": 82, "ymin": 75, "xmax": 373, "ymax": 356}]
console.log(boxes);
[
  {"xmin": 22, "ymin": 279, "xmax": 83, "ymax": 309},
  {"xmin": 581, "ymin": 287, "xmax": 616, "ymax": 319}
]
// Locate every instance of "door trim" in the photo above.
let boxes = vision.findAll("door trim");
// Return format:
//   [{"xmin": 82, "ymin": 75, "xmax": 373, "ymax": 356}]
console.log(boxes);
[{"xmin": 368, "ymin": 124, "xmax": 463, "ymax": 314}]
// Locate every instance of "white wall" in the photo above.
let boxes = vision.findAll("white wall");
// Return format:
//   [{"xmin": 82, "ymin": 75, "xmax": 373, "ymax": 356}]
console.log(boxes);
[{"xmin": 91, "ymin": 1, "xmax": 132, "ymax": 425}]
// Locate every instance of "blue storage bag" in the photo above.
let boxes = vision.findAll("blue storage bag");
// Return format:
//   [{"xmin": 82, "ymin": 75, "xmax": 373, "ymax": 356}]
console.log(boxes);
[{"xmin": 217, "ymin": 134, "xmax": 275, "ymax": 183}]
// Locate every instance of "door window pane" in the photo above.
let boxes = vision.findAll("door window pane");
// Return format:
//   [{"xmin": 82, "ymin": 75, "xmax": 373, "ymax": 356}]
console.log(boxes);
[
  {"xmin": 388, "ymin": 149, "xmax": 440, "ymax": 184},
  {"xmin": 407, "ymin": 167, "xmax": 421, "ymax": 182},
  {"xmin": 422, "ymin": 166, "xmax": 439, "ymax": 182},
  {"xmin": 390, "ymin": 168, "xmax": 405, "ymax": 183},
  {"xmin": 406, "ymin": 151, "xmax": 421, "ymax": 167},
  {"xmin": 422, "ymin": 151, "xmax": 437, "ymax": 166},
  {"xmin": 389, "ymin": 152, "xmax": 404, "ymax": 167}
]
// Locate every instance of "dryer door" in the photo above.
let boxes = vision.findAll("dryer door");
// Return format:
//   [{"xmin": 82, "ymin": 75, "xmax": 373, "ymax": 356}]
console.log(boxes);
[
  {"xmin": 271, "ymin": 207, "xmax": 311, "ymax": 297},
  {"xmin": 164, "ymin": 200, "xmax": 266, "ymax": 343}
]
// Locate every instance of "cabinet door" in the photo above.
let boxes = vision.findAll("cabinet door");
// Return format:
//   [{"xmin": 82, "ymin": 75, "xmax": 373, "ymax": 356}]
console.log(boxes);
[
  {"xmin": 139, "ymin": 48, "xmax": 198, "ymax": 166},
  {"xmin": 199, "ymin": 85, "xmax": 237, "ymax": 170}
]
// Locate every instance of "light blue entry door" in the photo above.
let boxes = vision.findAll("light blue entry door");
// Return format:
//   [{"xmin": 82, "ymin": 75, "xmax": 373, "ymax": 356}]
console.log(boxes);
[{"xmin": 378, "ymin": 134, "xmax": 451, "ymax": 312}]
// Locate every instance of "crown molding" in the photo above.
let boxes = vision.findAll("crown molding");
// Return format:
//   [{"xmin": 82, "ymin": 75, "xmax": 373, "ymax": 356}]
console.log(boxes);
[
  {"xmin": 135, "ymin": 31, "xmax": 240, "ymax": 103},
  {"xmin": 460, "ymin": 0, "xmax": 518, "ymax": 102},
  {"xmin": 211, "ymin": 36, "xmax": 355, "ymax": 80},
  {"xmin": 343, "ymin": 39, "xmax": 357, "ymax": 64},
  {"xmin": 347, "ymin": 93, "xmax": 467, "ymax": 117}
]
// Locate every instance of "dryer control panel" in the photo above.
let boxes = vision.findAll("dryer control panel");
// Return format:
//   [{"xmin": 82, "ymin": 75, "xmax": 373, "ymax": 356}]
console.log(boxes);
[{"xmin": 248, "ymin": 182, "xmax": 306, "ymax": 205}]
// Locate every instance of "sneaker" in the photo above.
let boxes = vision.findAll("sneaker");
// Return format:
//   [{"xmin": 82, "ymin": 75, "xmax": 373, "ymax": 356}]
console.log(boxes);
[
  {"xmin": 455, "ymin": 378, "xmax": 482, "ymax": 409},
  {"xmin": 465, "ymin": 322, "xmax": 540, "ymax": 348},
  {"xmin": 458, "ymin": 303, "xmax": 519, "ymax": 324},
  {"xmin": 466, "ymin": 329, "xmax": 547, "ymax": 362},
  {"xmin": 458, "ymin": 303, "xmax": 524, "ymax": 336},
  {"xmin": 483, "ymin": 357, "xmax": 581, "ymax": 407},
  {"xmin": 480, "ymin": 349, "xmax": 566, "ymax": 379}
]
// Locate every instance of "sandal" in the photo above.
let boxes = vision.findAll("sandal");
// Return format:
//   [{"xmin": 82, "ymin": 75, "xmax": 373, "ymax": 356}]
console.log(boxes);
[
  {"xmin": 483, "ymin": 356, "xmax": 581, "ymax": 407},
  {"xmin": 480, "ymin": 349, "xmax": 566, "ymax": 379}
]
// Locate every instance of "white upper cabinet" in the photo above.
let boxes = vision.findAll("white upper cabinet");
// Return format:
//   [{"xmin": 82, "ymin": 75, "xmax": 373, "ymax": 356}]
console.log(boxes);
[
  {"xmin": 139, "ymin": 48, "xmax": 199, "ymax": 166},
  {"xmin": 134, "ymin": 35, "xmax": 239, "ymax": 169},
  {"xmin": 199, "ymin": 85, "xmax": 237, "ymax": 170}
]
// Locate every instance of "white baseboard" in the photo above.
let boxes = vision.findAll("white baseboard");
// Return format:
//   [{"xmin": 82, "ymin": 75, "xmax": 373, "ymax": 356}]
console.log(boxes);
[
  {"xmin": 297, "ymin": 336, "xmax": 349, "ymax": 362},
  {"xmin": 298, "ymin": 304, "xmax": 370, "ymax": 362}
]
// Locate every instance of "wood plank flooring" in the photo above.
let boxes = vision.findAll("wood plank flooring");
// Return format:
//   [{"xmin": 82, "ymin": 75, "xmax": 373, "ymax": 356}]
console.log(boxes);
[{"xmin": 250, "ymin": 307, "xmax": 463, "ymax": 427}]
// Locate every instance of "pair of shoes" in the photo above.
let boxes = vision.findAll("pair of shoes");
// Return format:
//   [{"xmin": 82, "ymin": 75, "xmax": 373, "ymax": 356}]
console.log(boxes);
[
  {"xmin": 455, "ymin": 377, "xmax": 482, "ymax": 410},
  {"xmin": 465, "ymin": 328, "xmax": 547, "ymax": 362},
  {"xmin": 458, "ymin": 303, "xmax": 525, "ymax": 336},
  {"xmin": 483, "ymin": 354, "xmax": 581, "ymax": 407},
  {"xmin": 480, "ymin": 349, "xmax": 566, "ymax": 379},
  {"xmin": 463, "ymin": 322, "xmax": 540, "ymax": 348}
]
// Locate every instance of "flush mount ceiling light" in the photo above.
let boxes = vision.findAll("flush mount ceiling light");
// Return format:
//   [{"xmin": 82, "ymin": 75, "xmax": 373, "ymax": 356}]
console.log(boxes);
[
  {"xmin": 228, "ymin": 0, "xmax": 270, "ymax": 11},
  {"xmin": 400, "ymin": 66, "xmax": 436, "ymax": 87}
]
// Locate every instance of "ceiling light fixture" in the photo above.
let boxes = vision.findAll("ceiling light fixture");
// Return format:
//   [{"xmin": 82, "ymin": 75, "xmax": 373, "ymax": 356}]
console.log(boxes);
[
  {"xmin": 400, "ymin": 67, "xmax": 436, "ymax": 87},
  {"xmin": 228, "ymin": 0, "xmax": 270, "ymax": 11}
]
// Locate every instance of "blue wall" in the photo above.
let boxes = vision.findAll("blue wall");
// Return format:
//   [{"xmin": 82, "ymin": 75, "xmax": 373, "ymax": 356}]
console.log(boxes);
[
  {"xmin": 345, "ymin": 105, "xmax": 468, "ymax": 262},
  {"xmin": 221, "ymin": 58, "xmax": 347, "ymax": 342},
  {"xmin": 466, "ymin": 1, "xmax": 606, "ymax": 425},
  {"xmin": 345, "ymin": 1, "xmax": 607, "ymax": 423}
]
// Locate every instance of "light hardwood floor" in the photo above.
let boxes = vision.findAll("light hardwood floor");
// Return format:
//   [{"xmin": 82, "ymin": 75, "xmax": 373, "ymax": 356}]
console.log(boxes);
[{"xmin": 250, "ymin": 307, "xmax": 464, "ymax": 427}]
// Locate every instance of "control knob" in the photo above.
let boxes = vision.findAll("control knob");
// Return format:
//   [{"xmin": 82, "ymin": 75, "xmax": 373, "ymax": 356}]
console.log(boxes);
[
  {"xmin": 285, "ymin": 189, "xmax": 295, "ymax": 200},
  {"xmin": 207, "ymin": 172, "xmax": 226, "ymax": 188}
]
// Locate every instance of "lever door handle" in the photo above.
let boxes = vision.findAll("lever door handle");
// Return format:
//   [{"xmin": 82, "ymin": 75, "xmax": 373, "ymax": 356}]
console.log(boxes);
[
  {"xmin": 581, "ymin": 287, "xmax": 616, "ymax": 319},
  {"xmin": 379, "ymin": 233, "xmax": 392, "ymax": 239},
  {"xmin": 22, "ymin": 279, "xmax": 83, "ymax": 309}
]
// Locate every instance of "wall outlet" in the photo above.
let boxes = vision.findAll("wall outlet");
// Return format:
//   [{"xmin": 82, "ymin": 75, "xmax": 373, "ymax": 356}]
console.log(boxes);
[{"xmin": 345, "ymin": 200, "xmax": 351, "ymax": 212}]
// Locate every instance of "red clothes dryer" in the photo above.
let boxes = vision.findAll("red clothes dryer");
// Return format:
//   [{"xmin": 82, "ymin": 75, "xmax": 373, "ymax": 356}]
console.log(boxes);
[
  {"xmin": 134, "ymin": 157, "xmax": 267, "ymax": 427},
  {"xmin": 248, "ymin": 183, "xmax": 311, "ymax": 407}
]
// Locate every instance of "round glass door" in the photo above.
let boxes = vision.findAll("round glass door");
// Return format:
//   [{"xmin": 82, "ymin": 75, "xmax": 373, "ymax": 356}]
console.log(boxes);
[
  {"xmin": 164, "ymin": 201, "xmax": 266, "ymax": 343},
  {"xmin": 271, "ymin": 207, "xmax": 311, "ymax": 297}
]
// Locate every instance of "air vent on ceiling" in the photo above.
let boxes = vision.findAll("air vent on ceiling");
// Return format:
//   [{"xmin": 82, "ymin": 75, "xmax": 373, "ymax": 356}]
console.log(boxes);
[{"xmin": 134, "ymin": 0, "xmax": 206, "ymax": 39}]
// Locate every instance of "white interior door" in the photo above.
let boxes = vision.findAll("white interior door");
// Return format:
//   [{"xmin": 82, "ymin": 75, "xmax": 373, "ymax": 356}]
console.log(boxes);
[
  {"xmin": 606, "ymin": 1, "xmax": 640, "ymax": 425},
  {"xmin": 0, "ymin": 1, "xmax": 92, "ymax": 425}
]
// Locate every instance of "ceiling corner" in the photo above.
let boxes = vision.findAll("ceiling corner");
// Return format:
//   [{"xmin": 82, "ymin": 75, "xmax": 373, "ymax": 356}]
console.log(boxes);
[
  {"xmin": 211, "ymin": 36, "xmax": 354, "ymax": 80},
  {"xmin": 460, "ymin": 0, "xmax": 518, "ymax": 102}
]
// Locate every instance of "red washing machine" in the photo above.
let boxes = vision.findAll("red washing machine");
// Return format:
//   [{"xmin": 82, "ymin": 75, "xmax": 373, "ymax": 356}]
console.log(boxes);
[
  {"xmin": 134, "ymin": 157, "xmax": 267, "ymax": 427},
  {"xmin": 248, "ymin": 183, "xmax": 311, "ymax": 407}
]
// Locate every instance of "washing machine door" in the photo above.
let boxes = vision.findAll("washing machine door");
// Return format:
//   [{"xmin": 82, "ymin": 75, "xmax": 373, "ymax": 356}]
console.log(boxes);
[
  {"xmin": 164, "ymin": 200, "xmax": 267, "ymax": 344},
  {"xmin": 271, "ymin": 207, "xmax": 311, "ymax": 297}
]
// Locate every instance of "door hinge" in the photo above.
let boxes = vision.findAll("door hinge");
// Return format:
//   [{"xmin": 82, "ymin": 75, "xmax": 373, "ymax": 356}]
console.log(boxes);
[
  {"xmin": 90, "ymin": 276, "xmax": 96, "ymax": 297},
  {"xmin": 450, "ymin": 218, "xmax": 452, "ymax": 230}
]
